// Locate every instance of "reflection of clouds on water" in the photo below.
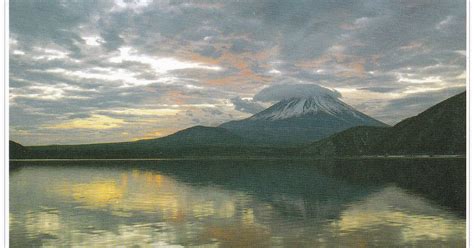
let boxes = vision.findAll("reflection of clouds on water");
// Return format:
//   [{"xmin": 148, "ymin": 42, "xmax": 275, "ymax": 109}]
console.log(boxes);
[
  {"xmin": 59, "ymin": 181, "xmax": 125, "ymax": 207},
  {"xmin": 64, "ymin": 224, "xmax": 182, "ymax": 248},
  {"xmin": 10, "ymin": 166, "xmax": 466, "ymax": 247},
  {"xmin": 25, "ymin": 170, "xmax": 276, "ymax": 246},
  {"xmin": 54, "ymin": 170, "xmax": 245, "ymax": 222},
  {"xmin": 326, "ymin": 186, "xmax": 465, "ymax": 246},
  {"xmin": 27, "ymin": 220, "xmax": 184, "ymax": 247},
  {"xmin": 25, "ymin": 210, "xmax": 61, "ymax": 238},
  {"xmin": 41, "ymin": 170, "xmax": 269, "ymax": 246}
]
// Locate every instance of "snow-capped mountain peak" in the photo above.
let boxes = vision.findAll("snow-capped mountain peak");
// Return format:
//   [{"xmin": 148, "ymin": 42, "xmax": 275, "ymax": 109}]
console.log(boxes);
[
  {"xmin": 220, "ymin": 84, "xmax": 387, "ymax": 145},
  {"xmin": 249, "ymin": 95, "xmax": 362, "ymax": 121}
]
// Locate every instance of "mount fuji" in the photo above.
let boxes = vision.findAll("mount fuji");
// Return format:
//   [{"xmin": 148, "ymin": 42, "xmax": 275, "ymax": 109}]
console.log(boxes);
[{"xmin": 220, "ymin": 87, "xmax": 387, "ymax": 145}]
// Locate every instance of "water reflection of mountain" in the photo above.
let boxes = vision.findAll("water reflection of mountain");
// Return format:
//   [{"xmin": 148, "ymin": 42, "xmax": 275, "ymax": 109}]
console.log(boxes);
[
  {"xmin": 129, "ymin": 160, "xmax": 378, "ymax": 220},
  {"xmin": 316, "ymin": 158, "xmax": 465, "ymax": 215},
  {"xmin": 10, "ymin": 159, "xmax": 465, "ymax": 247},
  {"xmin": 12, "ymin": 160, "xmax": 375, "ymax": 222},
  {"xmin": 321, "ymin": 186, "xmax": 465, "ymax": 247},
  {"xmin": 73, "ymin": 158, "xmax": 460, "ymax": 216},
  {"xmin": 13, "ymin": 158, "xmax": 465, "ymax": 216}
]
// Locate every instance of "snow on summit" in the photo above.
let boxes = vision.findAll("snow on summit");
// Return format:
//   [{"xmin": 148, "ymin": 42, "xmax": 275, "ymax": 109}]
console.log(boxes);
[{"xmin": 250, "ymin": 84, "xmax": 360, "ymax": 121}]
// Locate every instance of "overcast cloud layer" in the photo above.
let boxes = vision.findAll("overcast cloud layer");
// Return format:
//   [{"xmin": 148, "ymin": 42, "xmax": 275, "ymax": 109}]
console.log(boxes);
[{"xmin": 10, "ymin": 0, "xmax": 466, "ymax": 145}]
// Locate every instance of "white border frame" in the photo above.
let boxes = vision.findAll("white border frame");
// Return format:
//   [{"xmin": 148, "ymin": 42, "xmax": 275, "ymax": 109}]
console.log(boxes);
[
  {"xmin": 1, "ymin": 0, "xmax": 7, "ymax": 247},
  {"xmin": 0, "ymin": 1, "xmax": 471, "ymax": 247}
]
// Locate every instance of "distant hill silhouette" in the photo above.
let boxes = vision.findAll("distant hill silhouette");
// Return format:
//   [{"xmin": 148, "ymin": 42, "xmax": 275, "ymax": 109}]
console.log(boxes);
[
  {"xmin": 9, "ymin": 140, "xmax": 30, "ymax": 159},
  {"xmin": 26, "ymin": 125, "xmax": 285, "ymax": 159},
  {"xmin": 135, "ymin": 125, "xmax": 249, "ymax": 146},
  {"xmin": 304, "ymin": 92, "xmax": 466, "ymax": 156}
]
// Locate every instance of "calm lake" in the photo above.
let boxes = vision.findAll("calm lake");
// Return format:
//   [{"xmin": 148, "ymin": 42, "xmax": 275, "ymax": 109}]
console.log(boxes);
[{"xmin": 10, "ymin": 158, "xmax": 465, "ymax": 247}]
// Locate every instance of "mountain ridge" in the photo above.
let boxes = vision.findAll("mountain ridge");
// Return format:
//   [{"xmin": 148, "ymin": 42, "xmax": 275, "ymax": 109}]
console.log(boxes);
[
  {"xmin": 19, "ymin": 125, "xmax": 281, "ymax": 159},
  {"xmin": 9, "ymin": 140, "xmax": 30, "ymax": 159},
  {"xmin": 304, "ymin": 91, "xmax": 466, "ymax": 156},
  {"xmin": 220, "ymin": 94, "xmax": 387, "ymax": 145}
]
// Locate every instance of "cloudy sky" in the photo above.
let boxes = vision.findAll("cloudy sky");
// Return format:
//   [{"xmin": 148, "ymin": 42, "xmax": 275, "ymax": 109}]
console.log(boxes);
[{"xmin": 10, "ymin": 0, "xmax": 465, "ymax": 145}]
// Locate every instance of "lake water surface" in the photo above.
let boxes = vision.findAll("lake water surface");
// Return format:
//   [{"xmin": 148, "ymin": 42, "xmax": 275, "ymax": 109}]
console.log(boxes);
[{"xmin": 10, "ymin": 159, "xmax": 465, "ymax": 247}]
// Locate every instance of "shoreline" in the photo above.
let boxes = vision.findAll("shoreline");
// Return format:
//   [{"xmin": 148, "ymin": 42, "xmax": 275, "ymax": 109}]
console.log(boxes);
[{"xmin": 9, "ymin": 155, "xmax": 466, "ymax": 162}]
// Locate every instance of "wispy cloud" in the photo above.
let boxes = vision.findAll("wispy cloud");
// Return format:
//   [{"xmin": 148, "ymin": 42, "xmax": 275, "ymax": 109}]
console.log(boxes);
[{"xmin": 9, "ymin": 0, "xmax": 465, "ymax": 145}]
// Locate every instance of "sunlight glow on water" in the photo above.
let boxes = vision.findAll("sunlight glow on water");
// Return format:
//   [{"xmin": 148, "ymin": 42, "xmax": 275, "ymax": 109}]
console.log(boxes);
[{"xmin": 10, "ymin": 160, "xmax": 465, "ymax": 247}]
